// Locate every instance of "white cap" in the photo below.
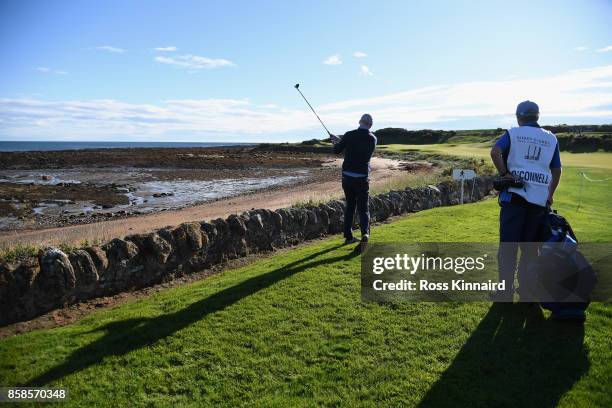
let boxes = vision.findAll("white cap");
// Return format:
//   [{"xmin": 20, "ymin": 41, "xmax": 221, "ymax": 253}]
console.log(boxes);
[{"xmin": 360, "ymin": 113, "xmax": 373, "ymax": 125}]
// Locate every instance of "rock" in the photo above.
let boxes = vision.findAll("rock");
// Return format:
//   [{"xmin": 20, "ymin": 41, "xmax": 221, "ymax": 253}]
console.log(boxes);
[
  {"xmin": 388, "ymin": 191, "xmax": 403, "ymax": 215},
  {"xmin": 207, "ymin": 218, "xmax": 247, "ymax": 261},
  {"xmin": 85, "ymin": 246, "xmax": 109, "ymax": 272},
  {"xmin": 171, "ymin": 222, "xmax": 203, "ymax": 257},
  {"xmin": 41, "ymin": 175, "xmax": 52, "ymax": 181},
  {"xmin": 200, "ymin": 222, "xmax": 217, "ymax": 241},
  {"xmin": 371, "ymin": 195, "xmax": 389, "ymax": 221},
  {"xmin": 152, "ymin": 192, "xmax": 173, "ymax": 198},
  {"xmin": 244, "ymin": 212, "xmax": 273, "ymax": 251},
  {"xmin": 101, "ymin": 238, "xmax": 141, "ymax": 291},
  {"xmin": 102, "ymin": 204, "xmax": 113, "ymax": 209},
  {"xmin": 0, "ymin": 259, "xmax": 40, "ymax": 325},
  {"xmin": 328, "ymin": 200, "xmax": 346, "ymax": 212},
  {"xmin": 147, "ymin": 233, "xmax": 174, "ymax": 264},
  {"xmin": 275, "ymin": 208, "xmax": 301, "ymax": 245},
  {"xmin": 68, "ymin": 250, "xmax": 99, "ymax": 296},
  {"xmin": 129, "ymin": 232, "xmax": 173, "ymax": 264},
  {"xmin": 303, "ymin": 207, "xmax": 328, "ymax": 239},
  {"xmin": 34, "ymin": 247, "xmax": 76, "ymax": 310},
  {"xmin": 126, "ymin": 232, "xmax": 175, "ymax": 284},
  {"xmin": 228, "ymin": 214, "xmax": 248, "ymax": 236},
  {"xmin": 38, "ymin": 247, "xmax": 76, "ymax": 290},
  {"xmin": 320, "ymin": 204, "xmax": 343, "ymax": 234}
]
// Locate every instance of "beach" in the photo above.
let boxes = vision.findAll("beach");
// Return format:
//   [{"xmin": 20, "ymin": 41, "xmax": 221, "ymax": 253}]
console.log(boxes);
[{"xmin": 0, "ymin": 145, "xmax": 417, "ymax": 249}]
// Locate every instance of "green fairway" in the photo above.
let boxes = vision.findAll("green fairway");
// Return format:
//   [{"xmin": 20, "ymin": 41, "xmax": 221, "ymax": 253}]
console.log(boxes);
[
  {"xmin": 1, "ymin": 156, "xmax": 611, "ymax": 406},
  {"xmin": 378, "ymin": 143, "xmax": 612, "ymax": 170}
]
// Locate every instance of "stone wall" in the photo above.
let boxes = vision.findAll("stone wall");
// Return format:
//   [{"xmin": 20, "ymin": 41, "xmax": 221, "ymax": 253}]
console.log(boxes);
[{"xmin": 0, "ymin": 177, "xmax": 493, "ymax": 326}]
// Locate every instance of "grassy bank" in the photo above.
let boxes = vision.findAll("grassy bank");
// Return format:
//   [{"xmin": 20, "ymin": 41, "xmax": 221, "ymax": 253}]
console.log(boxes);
[
  {"xmin": 372, "ymin": 126, "xmax": 612, "ymax": 152},
  {"xmin": 378, "ymin": 143, "xmax": 612, "ymax": 169},
  {"xmin": 0, "ymin": 152, "xmax": 610, "ymax": 407}
]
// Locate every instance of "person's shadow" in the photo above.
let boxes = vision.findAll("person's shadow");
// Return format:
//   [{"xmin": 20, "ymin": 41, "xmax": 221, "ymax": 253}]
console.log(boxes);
[
  {"xmin": 417, "ymin": 303, "xmax": 588, "ymax": 408},
  {"xmin": 27, "ymin": 243, "xmax": 358, "ymax": 386}
]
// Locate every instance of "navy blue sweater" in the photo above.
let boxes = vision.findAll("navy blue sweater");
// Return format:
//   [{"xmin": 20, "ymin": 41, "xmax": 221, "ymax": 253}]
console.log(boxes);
[{"xmin": 332, "ymin": 128, "xmax": 377, "ymax": 176}]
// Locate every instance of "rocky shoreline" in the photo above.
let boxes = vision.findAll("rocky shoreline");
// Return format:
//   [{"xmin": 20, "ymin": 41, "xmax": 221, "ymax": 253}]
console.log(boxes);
[{"xmin": 0, "ymin": 146, "xmax": 335, "ymax": 230}]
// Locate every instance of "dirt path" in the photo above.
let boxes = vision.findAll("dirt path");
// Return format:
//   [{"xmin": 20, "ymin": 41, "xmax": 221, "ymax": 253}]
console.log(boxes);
[{"xmin": 0, "ymin": 157, "xmax": 409, "ymax": 249}]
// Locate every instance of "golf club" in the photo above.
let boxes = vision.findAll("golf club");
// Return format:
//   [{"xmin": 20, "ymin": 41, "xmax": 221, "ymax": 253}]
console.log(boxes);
[{"xmin": 294, "ymin": 83, "xmax": 332, "ymax": 137}]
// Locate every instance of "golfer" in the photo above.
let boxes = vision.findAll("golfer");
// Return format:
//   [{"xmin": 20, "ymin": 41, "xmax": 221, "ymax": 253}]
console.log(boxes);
[
  {"xmin": 330, "ymin": 114, "xmax": 377, "ymax": 245},
  {"xmin": 490, "ymin": 101, "xmax": 562, "ymax": 301}
]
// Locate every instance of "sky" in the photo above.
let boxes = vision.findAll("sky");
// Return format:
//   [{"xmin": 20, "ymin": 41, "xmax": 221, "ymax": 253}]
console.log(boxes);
[{"xmin": 0, "ymin": 0, "xmax": 611, "ymax": 142}]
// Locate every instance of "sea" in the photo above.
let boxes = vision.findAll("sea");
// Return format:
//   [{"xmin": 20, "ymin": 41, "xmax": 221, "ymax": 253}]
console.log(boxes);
[{"xmin": 0, "ymin": 141, "xmax": 253, "ymax": 152}]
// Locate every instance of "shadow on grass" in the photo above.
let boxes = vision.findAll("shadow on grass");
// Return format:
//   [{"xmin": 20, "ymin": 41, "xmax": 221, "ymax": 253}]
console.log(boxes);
[
  {"xmin": 418, "ymin": 303, "xmax": 588, "ymax": 408},
  {"xmin": 27, "ymin": 242, "xmax": 357, "ymax": 386}
]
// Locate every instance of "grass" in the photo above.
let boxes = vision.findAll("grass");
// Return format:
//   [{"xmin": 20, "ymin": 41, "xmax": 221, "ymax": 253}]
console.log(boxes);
[
  {"xmin": 0, "ymin": 239, "xmax": 104, "ymax": 263},
  {"xmin": 369, "ymin": 171, "xmax": 444, "ymax": 195},
  {"xmin": 377, "ymin": 143, "xmax": 612, "ymax": 170},
  {"xmin": 0, "ymin": 152, "xmax": 610, "ymax": 407},
  {"xmin": 291, "ymin": 196, "xmax": 337, "ymax": 208},
  {"xmin": 0, "ymin": 243, "xmax": 39, "ymax": 262}
]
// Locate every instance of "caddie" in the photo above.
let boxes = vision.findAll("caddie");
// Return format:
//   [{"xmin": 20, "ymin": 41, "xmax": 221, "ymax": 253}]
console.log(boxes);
[{"xmin": 489, "ymin": 100, "xmax": 562, "ymax": 301}]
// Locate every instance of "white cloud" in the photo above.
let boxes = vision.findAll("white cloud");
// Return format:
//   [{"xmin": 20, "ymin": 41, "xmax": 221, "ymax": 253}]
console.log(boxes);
[
  {"xmin": 574, "ymin": 46, "xmax": 588, "ymax": 52},
  {"xmin": 95, "ymin": 45, "xmax": 126, "ymax": 53},
  {"xmin": 3, "ymin": 65, "xmax": 612, "ymax": 140},
  {"xmin": 323, "ymin": 55, "xmax": 342, "ymax": 65},
  {"xmin": 353, "ymin": 51, "xmax": 368, "ymax": 58},
  {"xmin": 0, "ymin": 98, "xmax": 306, "ymax": 140},
  {"xmin": 155, "ymin": 54, "xmax": 235, "ymax": 70},
  {"xmin": 155, "ymin": 46, "xmax": 177, "ymax": 52},
  {"xmin": 596, "ymin": 45, "xmax": 612, "ymax": 53},
  {"xmin": 317, "ymin": 65, "xmax": 612, "ymax": 127},
  {"xmin": 36, "ymin": 67, "xmax": 68, "ymax": 75},
  {"xmin": 360, "ymin": 65, "xmax": 373, "ymax": 76}
]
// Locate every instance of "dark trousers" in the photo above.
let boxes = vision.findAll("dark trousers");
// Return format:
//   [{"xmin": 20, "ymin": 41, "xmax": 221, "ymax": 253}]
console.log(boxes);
[
  {"xmin": 342, "ymin": 176, "xmax": 370, "ymax": 239},
  {"xmin": 498, "ymin": 200, "xmax": 549, "ymax": 292}
]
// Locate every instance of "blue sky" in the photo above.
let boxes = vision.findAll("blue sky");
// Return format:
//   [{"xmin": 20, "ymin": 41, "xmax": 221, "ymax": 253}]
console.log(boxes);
[{"xmin": 0, "ymin": 0, "xmax": 611, "ymax": 142}]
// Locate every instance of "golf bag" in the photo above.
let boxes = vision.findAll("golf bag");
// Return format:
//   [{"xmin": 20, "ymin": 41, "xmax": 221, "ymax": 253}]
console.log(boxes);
[{"xmin": 524, "ymin": 210, "xmax": 597, "ymax": 321}]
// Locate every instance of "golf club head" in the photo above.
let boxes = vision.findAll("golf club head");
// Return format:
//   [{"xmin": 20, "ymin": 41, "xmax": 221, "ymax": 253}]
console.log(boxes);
[{"xmin": 294, "ymin": 83, "xmax": 300, "ymax": 89}]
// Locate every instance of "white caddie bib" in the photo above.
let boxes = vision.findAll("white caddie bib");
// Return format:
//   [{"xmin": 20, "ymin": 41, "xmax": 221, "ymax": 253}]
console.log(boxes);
[{"xmin": 506, "ymin": 126, "xmax": 557, "ymax": 206}]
